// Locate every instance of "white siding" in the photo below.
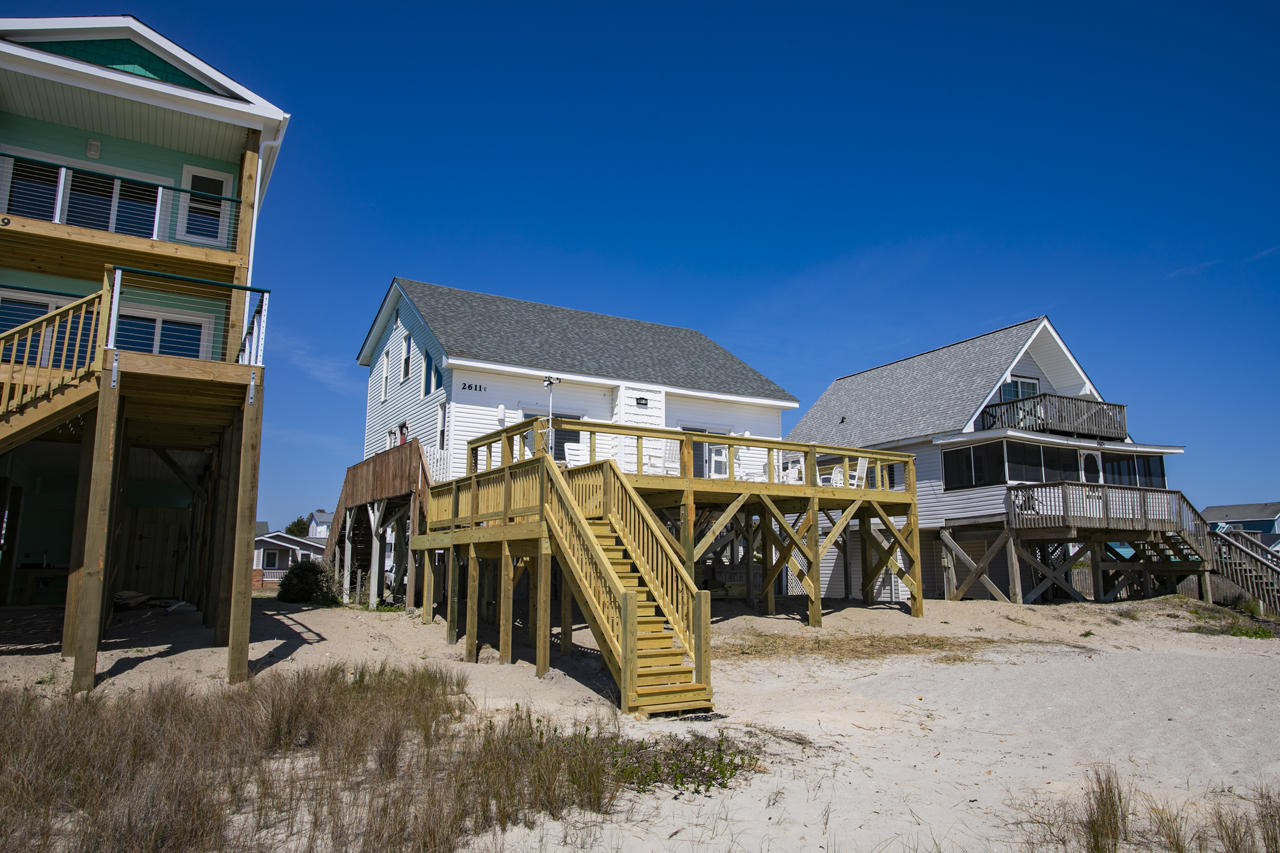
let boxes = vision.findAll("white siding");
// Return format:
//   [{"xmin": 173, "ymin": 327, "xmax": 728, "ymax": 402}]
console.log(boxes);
[
  {"xmin": 446, "ymin": 370, "xmax": 615, "ymax": 480},
  {"xmin": 665, "ymin": 393, "xmax": 780, "ymax": 480},
  {"xmin": 363, "ymin": 295, "xmax": 449, "ymax": 461},
  {"xmin": 910, "ymin": 441, "xmax": 1008, "ymax": 528}
]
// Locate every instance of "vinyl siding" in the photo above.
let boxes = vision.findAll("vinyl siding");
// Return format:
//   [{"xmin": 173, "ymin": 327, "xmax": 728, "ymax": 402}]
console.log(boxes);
[
  {"xmin": 363, "ymin": 296, "xmax": 449, "ymax": 461},
  {"xmin": 910, "ymin": 441, "xmax": 1009, "ymax": 529},
  {"xmin": 0, "ymin": 112, "xmax": 240, "ymax": 196}
]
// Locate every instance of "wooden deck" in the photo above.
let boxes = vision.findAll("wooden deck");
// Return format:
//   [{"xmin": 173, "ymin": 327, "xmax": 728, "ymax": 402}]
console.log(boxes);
[{"xmin": 411, "ymin": 417, "xmax": 922, "ymax": 714}]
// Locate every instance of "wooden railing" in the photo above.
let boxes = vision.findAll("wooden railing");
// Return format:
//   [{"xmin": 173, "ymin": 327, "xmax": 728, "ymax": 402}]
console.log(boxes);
[
  {"xmin": 1212, "ymin": 530, "xmax": 1280, "ymax": 617},
  {"xmin": 0, "ymin": 289, "xmax": 106, "ymax": 417},
  {"xmin": 981, "ymin": 393, "xmax": 1127, "ymax": 440},
  {"xmin": 540, "ymin": 459, "xmax": 630, "ymax": 682},
  {"xmin": 1007, "ymin": 483, "xmax": 1213, "ymax": 557},
  {"xmin": 467, "ymin": 416, "xmax": 913, "ymax": 493}
]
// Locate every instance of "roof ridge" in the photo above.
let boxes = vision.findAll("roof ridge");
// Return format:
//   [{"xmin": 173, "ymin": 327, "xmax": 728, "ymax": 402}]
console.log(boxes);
[
  {"xmin": 394, "ymin": 277, "xmax": 708, "ymax": 337},
  {"xmin": 831, "ymin": 315, "xmax": 1046, "ymax": 383}
]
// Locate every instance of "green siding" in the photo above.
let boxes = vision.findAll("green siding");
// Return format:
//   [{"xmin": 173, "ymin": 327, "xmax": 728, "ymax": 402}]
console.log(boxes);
[
  {"xmin": 28, "ymin": 39, "xmax": 216, "ymax": 94},
  {"xmin": 0, "ymin": 267, "xmax": 99, "ymax": 295},
  {"xmin": 0, "ymin": 112, "xmax": 240, "ymax": 195}
]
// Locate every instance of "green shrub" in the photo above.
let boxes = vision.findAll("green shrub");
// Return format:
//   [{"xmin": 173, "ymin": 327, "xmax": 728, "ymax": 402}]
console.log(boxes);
[{"xmin": 277, "ymin": 558, "xmax": 338, "ymax": 604}]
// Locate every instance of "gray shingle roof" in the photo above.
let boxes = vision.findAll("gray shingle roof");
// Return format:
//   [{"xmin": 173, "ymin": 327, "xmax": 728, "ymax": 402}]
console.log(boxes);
[
  {"xmin": 310, "ymin": 509, "xmax": 333, "ymax": 524},
  {"xmin": 394, "ymin": 279, "xmax": 795, "ymax": 402},
  {"xmin": 1202, "ymin": 503, "xmax": 1280, "ymax": 523},
  {"xmin": 787, "ymin": 317, "xmax": 1045, "ymax": 448}
]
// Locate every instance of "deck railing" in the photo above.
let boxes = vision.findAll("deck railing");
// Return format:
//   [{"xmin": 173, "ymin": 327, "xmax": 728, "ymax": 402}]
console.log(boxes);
[
  {"xmin": 1, "ymin": 153, "xmax": 242, "ymax": 252},
  {"xmin": 1007, "ymin": 482, "xmax": 1212, "ymax": 558},
  {"xmin": 0, "ymin": 289, "xmax": 106, "ymax": 416},
  {"xmin": 980, "ymin": 393, "xmax": 1127, "ymax": 440},
  {"xmin": 466, "ymin": 417, "xmax": 913, "ymax": 493},
  {"xmin": 109, "ymin": 267, "xmax": 268, "ymax": 366}
]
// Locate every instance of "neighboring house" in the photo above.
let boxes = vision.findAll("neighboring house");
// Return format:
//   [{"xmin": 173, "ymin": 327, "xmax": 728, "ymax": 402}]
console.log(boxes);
[
  {"xmin": 307, "ymin": 509, "xmax": 333, "ymax": 539},
  {"xmin": 1203, "ymin": 502, "xmax": 1280, "ymax": 553},
  {"xmin": 356, "ymin": 279, "xmax": 799, "ymax": 481},
  {"xmin": 253, "ymin": 531, "xmax": 325, "ymax": 587},
  {"xmin": 0, "ymin": 16, "xmax": 289, "ymax": 691},
  {"xmin": 789, "ymin": 316, "xmax": 1213, "ymax": 604}
]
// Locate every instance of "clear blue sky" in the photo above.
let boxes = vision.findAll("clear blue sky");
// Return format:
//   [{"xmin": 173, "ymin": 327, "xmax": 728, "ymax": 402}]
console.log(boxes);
[{"xmin": 17, "ymin": 2, "xmax": 1279, "ymax": 526}]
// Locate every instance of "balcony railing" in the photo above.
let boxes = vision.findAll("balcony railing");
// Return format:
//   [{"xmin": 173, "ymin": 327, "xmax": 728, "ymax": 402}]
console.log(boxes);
[
  {"xmin": 108, "ymin": 267, "xmax": 268, "ymax": 367},
  {"xmin": 1, "ymin": 153, "xmax": 242, "ymax": 252},
  {"xmin": 980, "ymin": 393, "xmax": 1127, "ymax": 440},
  {"xmin": 1006, "ymin": 482, "xmax": 1211, "ymax": 556},
  {"xmin": 465, "ymin": 416, "xmax": 914, "ymax": 494}
]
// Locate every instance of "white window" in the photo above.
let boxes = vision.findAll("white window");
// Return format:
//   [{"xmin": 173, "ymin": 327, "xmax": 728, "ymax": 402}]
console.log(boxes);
[
  {"xmin": 113, "ymin": 303, "xmax": 214, "ymax": 360},
  {"xmin": 385, "ymin": 429, "xmax": 394, "ymax": 450},
  {"xmin": 437, "ymin": 401, "xmax": 446, "ymax": 450},
  {"xmin": 421, "ymin": 348, "xmax": 437, "ymax": 397},
  {"xmin": 401, "ymin": 334, "xmax": 411, "ymax": 380},
  {"xmin": 381, "ymin": 351, "xmax": 389, "ymax": 401},
  {"xmin": 1000, "ymin": 376, "xmax": 1040, "ymax": 402},
  {"xmin": 264, "ymin": 551, "xmax": 278, "ymax": 569},
  {"xmin": 176, "ymin": 165, "xmax": 235, "ymax": 247}
]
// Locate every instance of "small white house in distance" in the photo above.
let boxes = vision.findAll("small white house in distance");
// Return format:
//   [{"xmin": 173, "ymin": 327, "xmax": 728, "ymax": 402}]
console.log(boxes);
[
  {"xmin": 356, "ymin": 278, "xmax": 799, "ymax": 482},
  {"xmin": 306, "ymin": 509, "xmax": 333, "ymax": 539},
  {"xmin": 253, "ymin": 531, "xmax": 325, "ymax": 587}
]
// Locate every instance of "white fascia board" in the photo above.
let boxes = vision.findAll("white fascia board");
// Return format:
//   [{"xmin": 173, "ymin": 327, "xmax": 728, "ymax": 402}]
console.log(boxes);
[
  {"xmin": 444, "ymin": 356, "xmax": 801, "ymax": 409},
  {"xmin": 0, "ymin": 40, "xmax": 286, "ymax": 130},
  {"xmin": 356, "ymin": 283, "xmax": 405, "ymax": 366},
  {"xmin": 258, "ymin": 531, "xmax": 324, "ymax": 549},
  {"xmin": 0, "ymin": 16, "xmax": 285, "ymax": 115},
  {"xmin": 931, "ymin": 428, "xmax": 1184, "ymax": 455},
  {"xmin": 1037, "ymin": 319, "xmax": 1101, "ymax": 400}
]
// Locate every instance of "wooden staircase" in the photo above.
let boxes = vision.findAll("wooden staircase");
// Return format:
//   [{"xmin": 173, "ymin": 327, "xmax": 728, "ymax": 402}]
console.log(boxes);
[
  {"xmin": 585, "ymin": 518, "xmax": 712, "ymax": 715},
  {"xmin": 1211, "ymin": 529, "xmax": 1280, "ymax": 618}
]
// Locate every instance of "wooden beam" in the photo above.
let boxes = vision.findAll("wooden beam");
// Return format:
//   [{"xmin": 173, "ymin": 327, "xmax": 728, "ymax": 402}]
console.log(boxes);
[
  {"xmin": 70, "ymin": 379, "xmax": 121, "ymax": 693},
  {"xmin": 227, "ymin": 374, "xmax": 263, "ymax": 684},
  {"xmin": 61, "ymin": 424, "xmax": 95, "ymax": 656},
  {"xmin": 944, "ymin": 529, "xmax": 1010, "ymax": 602},
  {"xmin": 1005, "ymin": 531, "xmax": 1023, "ymax": 605},
  {"xmin": 1018, "ymin": 543, "xmax": 1088, "ymax": 603},
  {"xmin": 819, "ymin": 499, "xmax": 863, "ymax": 561},
  {"xmin": 499, "ymin": 540, "xmax": 513, "ymax": 663},
  {"xmin": 445, "ymin": 546, "xmax": 458, "ymax": 643},
  {"xmin": 693, "ymin": 493, "xmax": 749, "ymax": 561},
  {"xmin": 536, "ymin": 537, "xmax": 551, "ymax": 677},
  {"xmin": 806, "ymin": 496, "xmax": 821, "ymax": 627}
]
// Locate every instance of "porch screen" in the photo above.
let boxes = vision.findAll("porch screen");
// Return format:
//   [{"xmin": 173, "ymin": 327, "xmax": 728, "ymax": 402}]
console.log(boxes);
[
  {"xmin": 1042, "ymin": 446, "xmax": 1080, "ymax": 482},
  {"xmin": 1102, "ymin": 452, "xmax": 1138, "ymax": 487},
  {"xmin": 1136, "ymin": 455, "xmax": 1166, "ymax": 489},
  {"xmin": 1006, "ymin": 441, "xmax": 1045, "ymax": 482},
  {"xmin": 942, "ymin": 441, "xmax": 1006, "ymax": 490}
]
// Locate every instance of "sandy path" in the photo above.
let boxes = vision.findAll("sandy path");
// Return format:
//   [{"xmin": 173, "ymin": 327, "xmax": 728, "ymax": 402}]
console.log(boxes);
[{"xmin": 2, "ymin": 595, "xmax": 1275, "ymax": 850}]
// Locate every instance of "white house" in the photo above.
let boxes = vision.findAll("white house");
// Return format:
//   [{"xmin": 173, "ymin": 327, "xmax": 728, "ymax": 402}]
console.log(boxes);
[
  {"xmin": 789, "ymin": 316, "xmax": 1205, "ymax": 603},
  {"xmin": 356, "ymin": 279, "xmax": 799, "ymax": 482}
]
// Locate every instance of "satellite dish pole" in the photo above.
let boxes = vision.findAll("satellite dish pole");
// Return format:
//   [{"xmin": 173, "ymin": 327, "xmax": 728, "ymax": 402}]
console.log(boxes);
[{"xmin": 542, "ymin": 376, "xmax": 560, "ymax": 456}]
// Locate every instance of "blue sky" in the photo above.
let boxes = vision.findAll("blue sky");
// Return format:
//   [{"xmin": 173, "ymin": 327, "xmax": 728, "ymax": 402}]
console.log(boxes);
[{"xmin": 17, "ymin": 2, "xmax": 1278, "ymax": 526}]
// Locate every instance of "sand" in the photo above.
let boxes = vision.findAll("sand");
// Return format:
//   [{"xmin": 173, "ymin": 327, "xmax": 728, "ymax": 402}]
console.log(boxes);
[{"xmin": 2, "ymin": 594, "xmax": 1276, "ymax": 851}]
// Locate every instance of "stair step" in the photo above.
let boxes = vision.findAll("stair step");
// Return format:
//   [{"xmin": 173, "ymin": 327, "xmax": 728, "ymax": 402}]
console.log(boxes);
[
  {"xmin": 637, "ymin": 647, "xmax": 686, "ymax": 666},
  {"xmin": 634, "ymin": 698, "xmax": 715, "ymax": 717},
  {"xmin": 634, "ymin": 682, "xmax": 710, "ymax": 700},
  {"xmin": 636, "ymin": 666, "xmax": 694, "ymax": 687}
]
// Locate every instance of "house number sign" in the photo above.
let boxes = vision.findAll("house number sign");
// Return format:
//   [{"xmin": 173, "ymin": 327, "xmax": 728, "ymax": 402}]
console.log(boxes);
[{"xmin": 460, "ymin": 382, "xmax": 486, "ymax": 392}]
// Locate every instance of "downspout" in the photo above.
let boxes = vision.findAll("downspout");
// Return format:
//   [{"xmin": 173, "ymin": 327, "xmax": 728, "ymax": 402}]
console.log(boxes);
[{"xmin": 244, "ymin": 114, "xmax": 290, "ymax": 291}]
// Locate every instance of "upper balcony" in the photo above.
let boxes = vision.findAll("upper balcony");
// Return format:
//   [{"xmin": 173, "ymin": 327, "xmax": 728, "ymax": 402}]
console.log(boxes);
[
  {"xmin": 0, "ymin": 153, "xmax": 246, "ymax": 281},
  {"xmin": 979, "ymin": 392, "xmax": 1127, "ymax": 441}
]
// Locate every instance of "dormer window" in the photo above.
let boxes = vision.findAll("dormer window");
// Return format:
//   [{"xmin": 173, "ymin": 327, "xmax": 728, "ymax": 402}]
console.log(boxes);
[{"xmin": 1000, "ymin": 376, "xmax": 1039, "ymax": 402}]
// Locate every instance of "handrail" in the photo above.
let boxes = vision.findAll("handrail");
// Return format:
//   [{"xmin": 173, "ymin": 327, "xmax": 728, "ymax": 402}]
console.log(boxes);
[
  {"xmin": 598, "ymin": 460, "xmax": 700, "ymax": 659},
  {"xmin": 0, "ymin": 290, "xmax": 104, "ymax": 416},
  {"xmin": 540, "ymin": 457, "xmax": 628, "ymax": 673}
]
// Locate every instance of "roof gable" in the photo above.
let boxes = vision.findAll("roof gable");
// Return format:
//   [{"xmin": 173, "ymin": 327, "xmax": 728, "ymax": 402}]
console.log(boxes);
[
  {"xmin": 28, "ymin": 38, "xmax": 217, "ymax": 94},
  {"xmin": 789, "ymin": 317, "xmax": 1051, "ymax": 447},
  {"xmin": 359, "ymin": 279, "xmax": 797, "ymax": 403}
]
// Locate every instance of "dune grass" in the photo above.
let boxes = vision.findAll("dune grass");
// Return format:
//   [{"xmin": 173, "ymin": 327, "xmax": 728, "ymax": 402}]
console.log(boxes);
[{"xmin": 0, "ymin": 662, "xmax": 755, "ymax": 852}]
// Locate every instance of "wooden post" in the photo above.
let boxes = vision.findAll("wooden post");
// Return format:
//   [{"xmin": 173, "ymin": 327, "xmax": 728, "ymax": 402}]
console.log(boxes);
[
  {"xmin": 342, "ymin": 509, "xmax": 355, "ymax": 604},
  {"xmin": 694, "ymin": 589, "xmax": 711, "ymax": 687},
  {"xmin": 1198, "ymin": 565, "xmax": 1213, "ymax": 605},
  {"xmin": 499, "ymin": 540, "xmax": 513, "ymax": 662},
  {"xmin": 212, "ymin": 425, "xmax": 238, "ymax": 645},
  {"xmin": 1090, "ymin": 540, "xmax": 1106, "ymax": 603},
  {"xmin": 680, "ymin": 489, "xmax": 696, "ymax": 585},
  {"xmin": 466, "ymin": 543, "xmax": 479, "ymax": 663},
  {"xmin": 906, "ymin": 461, "xmax": 924, "ymax": 617},
  {"xmin": 422, "ymin": 549, "xmax": 436, "ymax": 623},
  {"xmin": 536, "ymin": 537, "xmax": 551, "ymax": 676},
  {"xmin": 559, "ymin": 566, "xmax": 573, "ymax": 654},
  {"xmin": 71, "ymin": 377, "xmax": 121, "ymax": 693},
  {"xmin": 61, "ymin": 424, "xmax": 96, "ymax": 656},
  {"xmin": 1004, "ymin": 530, "xmax": 1022, "ymax": 605},
  {"xmin": 367, "ymin": 500, "xmax": 387, "ymax": 610},
  {"xmin": 621, "ymin": 591, "xmax": 637, "ymax": 712},
  {"xmin": 763, "ymin": 519, "xmax": 776, "ymax": 615},
  {"xmin": 227, "ymin": 373, "xmax": 264, "ymax": 684},
  {"xmin": 860, "ymin": 510, "xmax": 878, "ymax": 604},
  {"xmin": 941, "ymin": 529, "xmax": 957, "ymax": 600},
  {"xmin": 445, "ymin": 545, "xmax": 458, "ymax": 643},
  {"xmin": 806, "ymin": 496, "xmax": 822, "ymax": 627},
  {"xmin": 405, "ymin": 496, "xmax": 418, "ymax": 609}
]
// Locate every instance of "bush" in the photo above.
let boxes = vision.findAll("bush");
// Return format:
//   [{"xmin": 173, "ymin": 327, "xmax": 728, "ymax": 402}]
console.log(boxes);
[{"xmin": 277, "ymin": 558, "xmax": 338, "ymax": 604}]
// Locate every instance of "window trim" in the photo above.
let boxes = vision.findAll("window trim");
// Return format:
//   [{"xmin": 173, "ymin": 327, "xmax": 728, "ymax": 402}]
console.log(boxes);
[
  {"xmin": 941, "ymin": 440, "xmax": 1009, "ymax": 491},
  {"xmin": 400, "ymin": 333, "xmax": 411, "ymax": 381},
  {"xmin": 176, "ymin": 164, "xmax": 234, "ymax": 247},
  {"xmin": 437, "ymin": 401, "xmax": 447, "ymax": 451},
  {"xmin": 1000, "ymin": 375, "xmax": 1041, "ymax": 403},
  {"xmin": 380, "ymin": 351, "xmax": 389, "ymax": 401}
]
